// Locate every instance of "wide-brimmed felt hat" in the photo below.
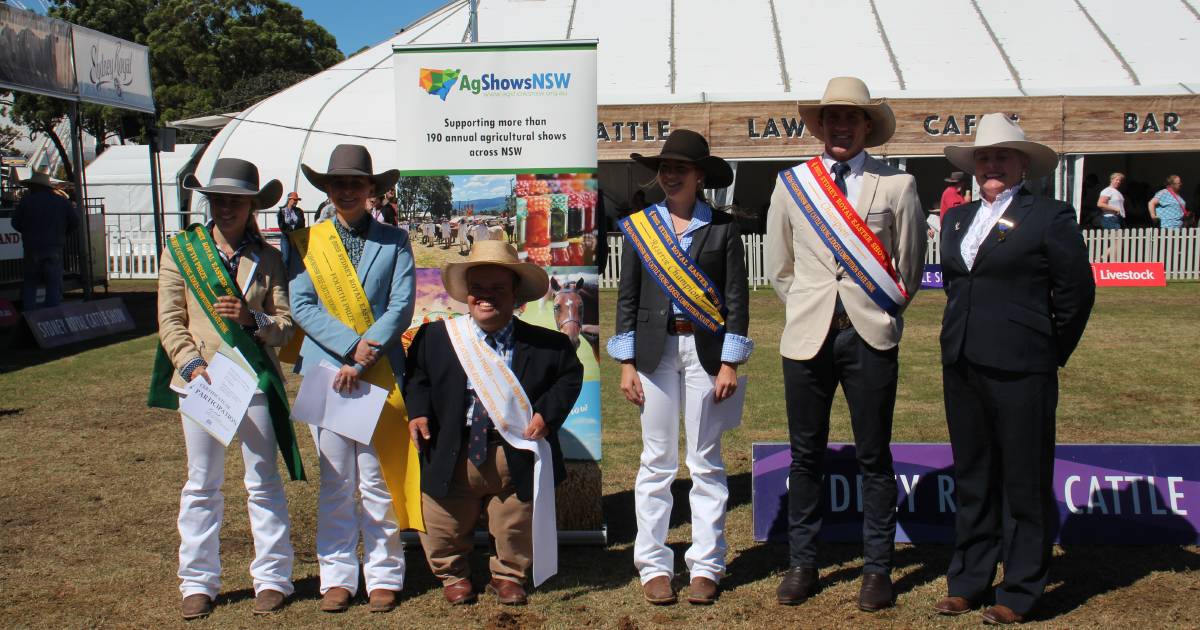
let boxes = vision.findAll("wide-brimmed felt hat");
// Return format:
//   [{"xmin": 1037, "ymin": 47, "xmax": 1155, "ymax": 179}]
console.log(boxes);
[
  {"xmin": 797, "ymin": 77, "xmax": 896, "ymax": 148},
  {"xmin": 631, "ymin": 129, "xmax": 733, "ymax": 189},
  {"xmin": 944, "ymin": 113, "xmax": 1058, "ymax": 180},
  {"xmin": 944, "ymin": 171, "xmax": 966, "ymax": 183},
  {"xmin": 441, "ymin": 240, "xmax": 549, "ymax": 305},
  {"xmin": 301, "ymin": 144, "xmax": 400, "ymax": 194},
  {"xmin": 183, "ymin": 158, "xmax": 282, "ymax": 208},
  {"xmin": 20, "ymin": 168, "xmax": 54, "ymax": 188}
]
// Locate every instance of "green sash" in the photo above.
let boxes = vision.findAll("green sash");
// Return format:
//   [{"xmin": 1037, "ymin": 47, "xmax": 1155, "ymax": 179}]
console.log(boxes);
[{"xmin": 147, "ymin": 224, "xmax": 305, "ymax": 481}]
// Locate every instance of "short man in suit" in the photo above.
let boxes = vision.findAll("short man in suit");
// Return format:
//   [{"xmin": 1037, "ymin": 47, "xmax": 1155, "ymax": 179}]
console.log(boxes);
[
  {"xmin": 765, "ymin": 77, "xmax": 927, "ymax": 610},
  {"xmin": 933, "ymin": 114, "xmax": 1094, "ymax": 625},
  {"xmin": 405, "ymin": 241, "xmax": 583, "ymax": 606}
]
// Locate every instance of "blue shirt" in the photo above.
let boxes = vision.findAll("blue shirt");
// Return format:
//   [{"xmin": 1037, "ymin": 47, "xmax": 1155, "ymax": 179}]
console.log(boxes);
[
  {"xmin": 465, "ymin": 317, "xmax": 515, "ymax": 425},
  {"xmin": 1153, "ymin": 189, "xmax": 1186, "ymax": 228},
  {"xmin": 605, "ymin": 200, "xmax": 755, "ymax": 365}
]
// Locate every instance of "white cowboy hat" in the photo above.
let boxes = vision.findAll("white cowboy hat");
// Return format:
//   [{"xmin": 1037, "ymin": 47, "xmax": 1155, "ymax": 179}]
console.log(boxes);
[
  {"xmin": 944, "ymin": 113, "xmax": 1059, "ymax": 180},
  {"xmin": 20, "ymin": 168, "xmax": 55, "ymax": 188},
  {"xmin": 441, "ymin": 240, "xmax": 549, "ymax": 305},
  {"xmin": 797, "ymin": 77, "xmax": 897, "ymax": 148}
]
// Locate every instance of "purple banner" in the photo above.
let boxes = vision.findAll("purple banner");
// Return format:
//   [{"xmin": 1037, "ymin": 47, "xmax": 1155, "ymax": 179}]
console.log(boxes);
[
  {"xmin": 920, "ymin": 263, "xmax": 943, "ymax": 289},
  {"xmin": 752, "ymin": 442, "xmax": 1200, "ymax": 545}
]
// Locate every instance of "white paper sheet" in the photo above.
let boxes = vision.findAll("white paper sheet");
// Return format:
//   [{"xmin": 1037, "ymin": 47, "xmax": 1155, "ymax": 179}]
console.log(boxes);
[
  {"xmin": 180, "ymin": 350, "xmax": 257, "ymax": 446},
  {"xmin": 291, "ymin": 361, "xmax": 387, "ymax": 445},
  {"xmin": 926, "ymin": 214, "xmax": 942, "ymax": 233},
  {"xmin": 702, "ymin": 375, "xmax": 749, "ymax": 432}
]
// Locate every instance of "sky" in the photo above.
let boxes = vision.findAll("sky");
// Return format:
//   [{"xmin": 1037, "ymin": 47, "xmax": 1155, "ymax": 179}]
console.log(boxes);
[{"xmin": 289, "ymin": 0, "xmax": 453, "ymax": 55}]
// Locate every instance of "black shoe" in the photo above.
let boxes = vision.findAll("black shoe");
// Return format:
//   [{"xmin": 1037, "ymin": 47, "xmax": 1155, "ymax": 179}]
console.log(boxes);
[
  {"xmin": 776, "ymin": 567, "xmax": 819, "ymax": 605},
  {"xmin": 857, "ymin": 573, "xmax": 895, "ymax": 612}
]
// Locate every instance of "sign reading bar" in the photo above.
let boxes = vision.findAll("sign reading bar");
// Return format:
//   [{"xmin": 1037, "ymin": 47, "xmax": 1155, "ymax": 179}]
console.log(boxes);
[
  {"xmin": 752, "ymin": 442, "xmax": 1200, "ymax": 545},
  {"xmin": 22, "ymin": 297, "xmax": 135, "ymax": 348},
  {"xmin": 1092, "ymin": 262, "xmax": 1166, "ymax": 287},
  {"xmin": 393, "ymin": 41, "xmax": 597, "ymax": 175},
  {"xmin": 71, "ymin": 24, "xmax": 155, "ymax": 113}
]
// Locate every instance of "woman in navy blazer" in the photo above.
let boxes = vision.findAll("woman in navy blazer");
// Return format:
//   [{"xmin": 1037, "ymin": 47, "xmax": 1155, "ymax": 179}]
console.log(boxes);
[{"xmin": 287, "ymin": 144, "xmax": 415, "ymax": 614}]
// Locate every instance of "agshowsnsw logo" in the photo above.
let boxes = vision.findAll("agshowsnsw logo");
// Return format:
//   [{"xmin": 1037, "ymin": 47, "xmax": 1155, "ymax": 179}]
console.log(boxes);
[{"xmin": 419, "ymin": 67, "xmax": 571, "ymax": 101}]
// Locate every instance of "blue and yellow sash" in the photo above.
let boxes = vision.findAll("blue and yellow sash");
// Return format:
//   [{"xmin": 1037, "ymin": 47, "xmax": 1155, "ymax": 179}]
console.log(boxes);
[{"xmin": 617, "ymin": 207, "xmax": 725, "ymax": 334}]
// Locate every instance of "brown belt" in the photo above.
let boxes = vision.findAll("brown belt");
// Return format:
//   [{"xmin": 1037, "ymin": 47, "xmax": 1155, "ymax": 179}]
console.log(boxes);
[
  {"xmin": 667, "ymin": 319, "xmax": 694, "ymax": 335},
  {"xmin": 831, "ymin": 312, "xmax": 853, "ymax": 331}
]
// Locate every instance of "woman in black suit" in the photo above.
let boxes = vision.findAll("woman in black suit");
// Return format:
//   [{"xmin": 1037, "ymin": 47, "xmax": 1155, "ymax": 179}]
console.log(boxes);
[
  {"xmin": 934, "ymin": 114, "xmax": 1095, "ymax": 625},
  {"xmin": 607, "ymin": 129, "xmax": 752, "ymax": 606}
]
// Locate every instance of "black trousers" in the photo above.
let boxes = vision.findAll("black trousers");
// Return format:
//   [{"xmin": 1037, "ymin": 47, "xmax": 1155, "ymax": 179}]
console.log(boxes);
[
  {"xmin": 783, "ymin": 327, "xmax": 898, "ymax": 573},
  {"xmin": 943, "ymin": 359, "xmax": 1058, "ymax": 615}
]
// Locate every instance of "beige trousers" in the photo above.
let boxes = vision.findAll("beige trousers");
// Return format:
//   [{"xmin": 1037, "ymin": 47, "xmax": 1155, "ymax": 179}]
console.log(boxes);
[{"xmin": 419, "ymin": 443, "xmax": 533, "ymax": 584}]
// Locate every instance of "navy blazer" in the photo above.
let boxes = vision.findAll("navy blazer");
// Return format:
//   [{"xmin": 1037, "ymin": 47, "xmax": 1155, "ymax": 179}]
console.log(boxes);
[
  {"xmin": 939, "ymin": 188, "xmax": 1095, "ymax": 373},
  {"xmin": 403, "ymin": 318, "xmax": 584, "ymax": 502},
  {"xmin": 614, "ymin": 209, "xmax": 750, "ymax": 376}
]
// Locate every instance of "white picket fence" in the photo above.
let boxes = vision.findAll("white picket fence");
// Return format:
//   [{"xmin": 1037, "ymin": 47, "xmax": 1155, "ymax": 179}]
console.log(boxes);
[
  {"xmin": 600, "ymin": 227, "xmax": 1200, "ymax": 289},
  {"xmin": 102, "ymin": 225, "xmax": 1200, "ymax": 283}
]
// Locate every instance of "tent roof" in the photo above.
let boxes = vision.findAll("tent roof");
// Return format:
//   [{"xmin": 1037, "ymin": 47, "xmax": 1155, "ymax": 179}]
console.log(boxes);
[
  {"xmin": 192, "ymin": 0, "xmax": 1200, "ymax": 208},
  {"xmin": 84, "ymin": 145, "xmax": 201, "ymax": 186}
]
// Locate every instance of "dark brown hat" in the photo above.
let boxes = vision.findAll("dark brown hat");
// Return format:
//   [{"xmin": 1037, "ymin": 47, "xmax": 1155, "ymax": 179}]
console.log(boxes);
[
  {"xmin": 182, "ymin": 158, "xmax": 282, "ymax": 208},
  {"xmin": 301, "ymin": 144, "xmax": 400, "ymax": 194},
  {"xmin": 631, "ymin": 129, "xmax": 733, "ymax": 189},
  {"xmin": 944, "ymin": 171, "xmax": 966, "ymax": 183}
]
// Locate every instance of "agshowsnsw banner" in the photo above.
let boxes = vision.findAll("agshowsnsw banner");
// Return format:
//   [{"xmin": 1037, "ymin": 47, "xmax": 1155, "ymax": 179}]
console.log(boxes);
[{"xmin": 392, "ymin": 40, "xmax": 597, "ymax": 175}]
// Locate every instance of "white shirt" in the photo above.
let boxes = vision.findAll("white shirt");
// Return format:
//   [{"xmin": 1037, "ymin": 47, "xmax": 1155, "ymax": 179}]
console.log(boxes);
[
  {"xmin": 820, "ymin": 150, "xmax": 869, "ymax": 207},
  {"xmin": 961, "ymin": 184, "xmax": 1021, "ymax": 270},
  {"xmin": 1099, "ymin": 186, "xmax": 1125, "ymax": 217}
]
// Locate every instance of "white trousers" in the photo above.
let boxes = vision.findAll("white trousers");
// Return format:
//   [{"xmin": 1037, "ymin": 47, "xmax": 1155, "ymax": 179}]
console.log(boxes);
[
  {"xmin": 634, "ymin": 334, "xmax": 729, "ymax": 584},
  {"xmin": 316, "ymin": 428, "xmax": 404, "ymax": 595},
  {"xmin": 178, "ymin": 392, "xmax": 294, "ymax": 598}
]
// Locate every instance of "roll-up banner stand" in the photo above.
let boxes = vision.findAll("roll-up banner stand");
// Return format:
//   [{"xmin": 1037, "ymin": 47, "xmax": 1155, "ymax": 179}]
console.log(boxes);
[{"xmin": 393, "ymin": 41, "xmax": 604, "ymax": 544}]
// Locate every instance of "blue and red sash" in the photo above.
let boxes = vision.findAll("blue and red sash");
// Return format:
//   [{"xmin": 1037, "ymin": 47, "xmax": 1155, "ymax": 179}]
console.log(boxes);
[
  {"xmin": 778, "ymin": 158, "xmax": 909, "ymax": 315},
  {"xmin": 617, "ymin": 207, "xmax": 725, "ymax": 334}
]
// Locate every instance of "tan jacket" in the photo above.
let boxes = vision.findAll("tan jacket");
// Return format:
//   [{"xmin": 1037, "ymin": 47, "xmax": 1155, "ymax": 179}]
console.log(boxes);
[
  {"xmin": 157, "ymin": 238, "xmax": 294, "ymax": 390},
  {"xmin": 765, "ymin": 156, "xmax": 927, "ymax": 360}
]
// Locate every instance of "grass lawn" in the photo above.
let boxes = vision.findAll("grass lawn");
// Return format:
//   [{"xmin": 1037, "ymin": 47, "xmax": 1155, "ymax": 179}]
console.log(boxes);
[{"xmin": 0, "ymin": 282, "xmax": 1197, "ymax": 628}]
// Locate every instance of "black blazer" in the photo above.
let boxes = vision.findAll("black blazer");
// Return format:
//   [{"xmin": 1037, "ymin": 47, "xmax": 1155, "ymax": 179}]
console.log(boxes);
[
  {"xmin": 615, "ymin": 208, "xmax": 750, "ymax": 375},
  {"xmin": 940, "ymin": 188, "xmax": 1095, "ymax": 373},
  {"xmin": 403, "ymin": 318, "xmax": 584, "ymax": 501}
]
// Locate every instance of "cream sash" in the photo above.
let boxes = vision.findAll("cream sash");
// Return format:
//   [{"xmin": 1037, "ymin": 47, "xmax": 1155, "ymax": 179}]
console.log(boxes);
[{"xmin": 444, "ymin": 315, "xmax": 557, "ymax": 586}]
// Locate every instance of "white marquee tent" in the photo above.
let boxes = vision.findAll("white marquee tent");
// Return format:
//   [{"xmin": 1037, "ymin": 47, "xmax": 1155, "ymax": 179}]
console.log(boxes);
[
  {"xmin": 85, "ymin": 144, "xmax": 202, "ymax": 232},
  {"xmin": 188, "ymin": 0, "xmax": 1200, "ymax": 217}
]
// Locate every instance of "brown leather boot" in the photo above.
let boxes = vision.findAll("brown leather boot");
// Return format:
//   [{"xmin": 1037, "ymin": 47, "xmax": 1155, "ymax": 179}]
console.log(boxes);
[
  {"xmin": 181, "ymin": 594, "xmax": 213, "ymax": 620},
  {"xmin": 486, "ymin": 578, "xmax": 528, "ymax": 605},
  {"xmin": 642, "ymin": 575, "xmax": 677, "ymax": 605},
  {"xmin": 687, "ymin": 576, "xmax": 718, "ymax": 605},
  {"xmin": 367, "ymin": 589, "xmax": 398, "ymax": 612},
  {"xmin": 319, "ymin": 587, "xmax": 353, "ymax": 613}
]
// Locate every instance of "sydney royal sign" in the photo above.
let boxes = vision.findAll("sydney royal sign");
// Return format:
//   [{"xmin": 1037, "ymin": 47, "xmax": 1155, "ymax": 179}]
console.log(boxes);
[{"xmin": 71, "ymin": 25, "xmax": 154, "ymax": 113}]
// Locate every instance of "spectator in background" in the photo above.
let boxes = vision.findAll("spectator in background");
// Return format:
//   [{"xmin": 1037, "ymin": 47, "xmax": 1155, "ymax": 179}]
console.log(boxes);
[
  {"xmin": 1097, "ymin": 172, "xmax": 1126, "ymax": 230},
  {"xmin": 277, "ymin": 192, "xmax": 307, "ymax": 233},
  {"xmin": 317, "ymin": 197, "xmax": 337, "ymax": 222},
  {"xmin": 939, "ymin": 171, "xmax": 971, "ymax": 217},
  {"xmin": 382, "ymin": 189, "xmax": 400, "ymax": 226},
  {"xmin": 12, "ymin": 169, "xmax": 78, "ymax": 310},
  {"xmin": 1149, "ymin": 175, "xmax": 1187, "ymax": 229}
]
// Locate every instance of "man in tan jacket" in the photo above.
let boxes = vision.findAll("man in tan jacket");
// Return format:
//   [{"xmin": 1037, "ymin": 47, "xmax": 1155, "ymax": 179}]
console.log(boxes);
[{"xmin": 765, "ymin": 77, "xmax": 926, "ymax": 611}]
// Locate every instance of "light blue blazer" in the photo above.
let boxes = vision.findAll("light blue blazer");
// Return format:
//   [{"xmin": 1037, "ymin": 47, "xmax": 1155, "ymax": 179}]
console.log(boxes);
[{"xmin": 288, "ymin": 218, "xmax": 416, "ymax": 384}]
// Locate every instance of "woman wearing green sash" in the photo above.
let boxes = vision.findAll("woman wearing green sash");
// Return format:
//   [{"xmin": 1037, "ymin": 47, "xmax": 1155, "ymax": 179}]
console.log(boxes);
[
  {"xmin": 157, "ymin": 158, "xmax": 297, "ymax": 619},
  {"xmin": 608, "ymin": 130, "xmax": 753, "ymax": 606}
]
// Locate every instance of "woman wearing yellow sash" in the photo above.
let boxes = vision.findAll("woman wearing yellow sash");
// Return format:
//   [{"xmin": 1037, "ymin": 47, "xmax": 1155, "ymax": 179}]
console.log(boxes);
[
  {"xmin": 608, "ymin": 130, "xmax": 753, "ymax": 606},
  {"xmin": 288, "ymin": 144, "xmax": 415, "ymax": 614},
  {"xmin": 158, "ymin": 158, "xmax": 296, "ymax": 619}
]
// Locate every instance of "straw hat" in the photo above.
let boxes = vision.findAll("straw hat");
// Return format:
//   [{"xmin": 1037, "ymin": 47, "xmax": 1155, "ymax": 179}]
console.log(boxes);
[
  {"xmin": 798, "ymin": 77, "xmax": 896, "ymax": 148},
  {"xmin": 441, "ymin": 240, "xmax": 549, "ymax": 304},
  {"xmin": 301, "ymin": 144, "xmax": 400, "ymax": 194},
  {"xmin": 182, "ymin": 158, "xmax": 282, "ymax": 208},
  {"xmin": 631, "ymin": 129, "xmax": 733, "ymax": 189},
  {"xmin": 944, "ymin": 113, "xmax": 1058, "ymax": 179},
  {"xmin": 19, "ymin": 168, "xmax": 54, "ymax": 188}
]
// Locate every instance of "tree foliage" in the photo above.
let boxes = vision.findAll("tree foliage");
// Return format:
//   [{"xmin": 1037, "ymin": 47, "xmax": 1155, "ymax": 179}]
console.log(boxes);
[{"xmin": 397, "ymin": 176, "xmax": 454, "ymax": 222}]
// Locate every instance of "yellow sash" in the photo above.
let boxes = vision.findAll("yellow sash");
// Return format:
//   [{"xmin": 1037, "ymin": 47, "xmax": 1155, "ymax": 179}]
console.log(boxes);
[{"xmin": 290, "ymin": 221, "xmax": 424, "ymax": 531}]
